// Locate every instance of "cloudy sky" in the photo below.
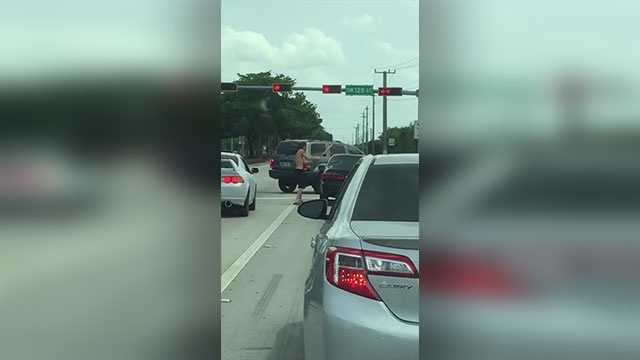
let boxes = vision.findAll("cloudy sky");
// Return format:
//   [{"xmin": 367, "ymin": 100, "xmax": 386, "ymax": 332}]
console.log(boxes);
[{"xmin": 221, "ymin": 0, "xmax": 419, "ymax": 143}]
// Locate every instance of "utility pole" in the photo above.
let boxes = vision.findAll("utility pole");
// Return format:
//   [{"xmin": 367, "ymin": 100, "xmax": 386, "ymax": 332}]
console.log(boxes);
[
  {"xmin": 375, "ymin": 69, "xmax": 396, "ymax": 154},
  {"xmin": 371, "ymin": 94, "xmax": 376, "ymax": 154},
  {"xmin": 361, "ymin": 110, "xmax": 366, "ymax": 153},
  {"xmin": 356, "ymin": 124, "xmax": 360, "ymax": 148},
  {"xmin": 364, "ymin": 106, "xmax": 369, "ymax": 153}
]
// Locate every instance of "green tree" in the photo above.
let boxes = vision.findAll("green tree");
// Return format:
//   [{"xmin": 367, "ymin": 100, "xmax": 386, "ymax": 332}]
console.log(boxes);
[
  {"xmin": 222, "ymin": 71, "xmax": 332, "ymax": 156},
  {"xmin": 377, "ymin": 122, "xmax": 417, "ymax": 153}
]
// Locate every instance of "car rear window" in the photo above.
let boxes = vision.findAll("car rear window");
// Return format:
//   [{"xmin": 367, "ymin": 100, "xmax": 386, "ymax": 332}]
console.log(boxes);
[
  {"xmin": 221, "ymin": 160, "xmax": 234, "ymax": 169},
  {"xmin": 221, "ymin": 155, "xmax": 238, "ymax": 165},
  {"xmin": 328, "ymin": 155, "xmax": 361, "ymax": 171},
  {"xmin": 352, "ymin": 163, "xmax": 418, "ymax": 222},
  {"xmin": 276, "ymin": 141, "xmax": 303, "ymax": 155},
  {"xmin": 330, "ymin": 144, "xmax": 345, "ymax": 155},
  {"xmin": 479, "ymin": 170, "xmax": 640, "ymax": 213}
]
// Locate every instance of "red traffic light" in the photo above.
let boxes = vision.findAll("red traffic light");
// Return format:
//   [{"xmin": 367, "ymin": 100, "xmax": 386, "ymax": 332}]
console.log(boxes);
[
  {"xmin": 322, "ymin": 85, "xmax": 342, "ymax": 94},
  {"xmin": 378, "ymin": 87, "xmax": 403, "ymax": 96},
  {"xmin": 272, "ymin": 83, "xmax": 292, "ymax": 93}
]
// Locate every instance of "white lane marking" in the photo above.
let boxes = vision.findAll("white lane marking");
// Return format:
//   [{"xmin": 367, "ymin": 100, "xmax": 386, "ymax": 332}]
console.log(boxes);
[{"xmin": 221, "ymin": 204, "xmax": 296, "ymax": 293}]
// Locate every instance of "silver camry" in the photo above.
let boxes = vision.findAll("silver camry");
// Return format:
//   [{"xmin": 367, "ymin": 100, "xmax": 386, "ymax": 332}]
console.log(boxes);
[{"xmin": 298, "ymin": 153, "xmax": 418, "ymax": 360}]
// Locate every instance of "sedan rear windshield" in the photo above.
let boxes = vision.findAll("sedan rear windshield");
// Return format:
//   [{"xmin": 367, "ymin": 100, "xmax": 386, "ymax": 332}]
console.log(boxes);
[
  {"xmin": 328, "ymin": 156, "xmax": 361, "ymax": 171},
  {"xmin": 276, "ymin": 141, "xmax": 303, "ymax": 155},
  {"xmin": 352, "ymin": 163, "xmax": 418, "ymax": 222},
  {"xmin": 221, "ymin": 155, "xmax": 238, "ymax": 165},
  {"xmin": 221, "ymin": 160, "xmax": 234, "ymax": 169},
  {"xmin": 479, "ymin": 170, "xmax": 640, "ymax": 213}
]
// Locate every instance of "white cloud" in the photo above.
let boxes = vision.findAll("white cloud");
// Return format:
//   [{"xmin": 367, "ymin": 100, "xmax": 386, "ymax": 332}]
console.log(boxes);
[
  {"xmin": 354, "ymin": 13, "xmax": 375, "ymax": 26},
  {"xmin": 343, "ymin": 13, "xmax": 375, "ymax": 28},
  {"xmin": 222, "ymin": 27, "xmax": 345, "ymax": 72},
  {"xmin": 376, "ymin": 41, "xmax": 395, "ymax": 54}
]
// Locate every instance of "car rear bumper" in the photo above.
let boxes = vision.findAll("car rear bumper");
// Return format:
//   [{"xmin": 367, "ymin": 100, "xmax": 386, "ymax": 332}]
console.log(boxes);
[
  {"xmin": 221, "ymin": 184, "xmax": 248, "ymax": 206},
  {"xmin": 421, "ymin": 300, "xmax": 640, "ymax": 359},
  {"xmin": 268, "ymin": 168, "xmax": 296, "ymax": 180},
  {"xmin": 304, "ymin": 281, "xmax": 418, "ymax": 360}
]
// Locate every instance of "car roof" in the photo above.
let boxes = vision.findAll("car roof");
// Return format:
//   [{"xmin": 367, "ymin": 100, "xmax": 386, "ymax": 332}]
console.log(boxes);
[
  {"xmin": 330, "ymin": 153, "xmax": 362, "ymax": 158},
  {"xmin": 371, "ymin": 153, "xmax": 418, "ymax": 165},
  {"xmin": 221, "ymin": 152, "xmax": 241, "ymax": 158}
]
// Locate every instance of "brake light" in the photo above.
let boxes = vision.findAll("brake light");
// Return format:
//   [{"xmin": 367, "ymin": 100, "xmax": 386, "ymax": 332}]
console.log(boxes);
[
  {"xmin": 221, "ymin": 176, "xmax": 244, "ymax": 184},
  {"xmin": 422, "ymin": 252, "xmax": 522, "ymax": 298},
  {"xmin": 325, "ymin": 247, "xmax": 418, "ymax": 300},
  {"xmin": 269, "ymin": 159, "xmax": 276, "ymax": 169},
  {"xmin": 320, "ymin": 173, "xmax": 345, "ymax": 181}
]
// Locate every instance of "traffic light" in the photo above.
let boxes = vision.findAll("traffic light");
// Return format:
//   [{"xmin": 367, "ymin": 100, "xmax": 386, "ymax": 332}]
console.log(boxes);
[
  {"xmin": 221, "ymin": 82, "xmax": 237, "ymax": 92},
  {"xmin": 322, "ymin": 85, "xmax": 342, "ymax": 94},
  {"xmin": 272, "ymin": 83, "xmax": 292, "ymax": 93},
  {"xmin": 378, "ymin": 87, "xmax": 403, "ymax": 96}
]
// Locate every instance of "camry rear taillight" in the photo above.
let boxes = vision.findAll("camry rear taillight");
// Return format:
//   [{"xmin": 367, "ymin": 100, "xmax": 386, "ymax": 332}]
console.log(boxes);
[
  {"xmin": 320, "ymin": 173, "xmax": 345, "ymax": 181},
  {"xmin": 326, "ymin": 247, "xmax": 418, "ymax": 300},
  {"xmin": 422, "ymin": 252, "xmax": 522, "ymax": 298},
  {"xmin": 221, "ymin": 176, "xmax": 244, "ymax": 184}
]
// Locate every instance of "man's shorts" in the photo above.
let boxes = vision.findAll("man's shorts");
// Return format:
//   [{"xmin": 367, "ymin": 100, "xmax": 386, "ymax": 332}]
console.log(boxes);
[{"xmin": 295, "ymin": 169, "xmax": 307, "ymax": 189}]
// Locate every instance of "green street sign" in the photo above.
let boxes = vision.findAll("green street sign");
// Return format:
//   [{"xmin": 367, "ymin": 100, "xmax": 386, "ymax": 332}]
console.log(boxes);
[{"xmin": 345, "ymin": 85, "xmax": 374, "ymax": 96}]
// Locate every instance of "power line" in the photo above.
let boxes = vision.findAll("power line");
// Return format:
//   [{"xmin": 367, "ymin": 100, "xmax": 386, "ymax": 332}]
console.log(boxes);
[{"xmin": 374, "ymin": 56, "xmax": 418, "ymax": 72}]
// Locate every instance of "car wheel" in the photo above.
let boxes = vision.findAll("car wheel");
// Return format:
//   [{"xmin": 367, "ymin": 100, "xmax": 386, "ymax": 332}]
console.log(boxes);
[
  {"xmin": 238, "ymin": 193, "xmax": 249, "ymax": 217},
  {"xmin": 278, "ymin": 180, "xmax": 296, "ymax": 193},
  {"xmin": 249, "ymin": 193, "xmax": 256, "ymax": 211}
]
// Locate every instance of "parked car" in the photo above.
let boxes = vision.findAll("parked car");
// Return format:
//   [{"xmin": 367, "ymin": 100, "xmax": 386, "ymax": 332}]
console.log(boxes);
[
  {"xmin": 269, "ymin": 139, "xmax": 345, "ymax": 193},
  {"xmin": 221, "ymin": 152, "xmax": 258, "ymax": 217},
  {"xmin": 297, "ymin": 154, "xmax": 418, "ymax": 360},
  {"xmin": 319, "ymin": 153, "xmax": 363, "ymax": 199}
]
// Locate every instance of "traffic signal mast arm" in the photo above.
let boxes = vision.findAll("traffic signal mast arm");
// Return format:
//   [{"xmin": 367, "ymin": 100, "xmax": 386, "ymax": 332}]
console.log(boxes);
[{"xmin": 221, "ymin": 83, "xmax": 418, "ymax": 96}]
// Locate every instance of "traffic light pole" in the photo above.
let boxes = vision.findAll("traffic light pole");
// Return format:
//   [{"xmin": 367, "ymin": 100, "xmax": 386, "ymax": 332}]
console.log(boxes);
[
  {"xmin": 375, "ymin": 69, "xmax": 396, "ymax": 154},
  {"xmin": 371, "ymin": 95, "xmax": 375, "ymax": 154},
  {"xmin": 365, "ymin": 106, "xmax": 369, "ymax": 153},
  {"xmin": 361, "ymin": 111, "xmax": 366, "ymax": 153}
]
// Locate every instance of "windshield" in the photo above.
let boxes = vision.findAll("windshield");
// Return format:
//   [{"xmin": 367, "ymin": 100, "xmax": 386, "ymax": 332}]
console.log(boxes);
[{"xmin": 352, "ymin": 163, "xmax": 418, "ymax": 222}]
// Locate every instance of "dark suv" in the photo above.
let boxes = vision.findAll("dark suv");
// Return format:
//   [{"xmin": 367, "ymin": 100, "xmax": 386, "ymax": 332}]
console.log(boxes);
[{"xmin": 269, "ymin": 139, "xmax": 357, "ymax": 193}]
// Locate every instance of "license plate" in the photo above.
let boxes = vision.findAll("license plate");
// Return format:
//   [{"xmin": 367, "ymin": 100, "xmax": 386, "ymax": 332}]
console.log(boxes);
[{"xmin": 280, "ymin": 161, "xmax": 291, "ymax": 167}]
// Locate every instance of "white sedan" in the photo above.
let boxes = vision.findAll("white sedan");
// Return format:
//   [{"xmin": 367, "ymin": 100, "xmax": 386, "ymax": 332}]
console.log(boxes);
[{"xmin": 221, "ymin": 152, "xmax": 258, "ymax": 217}]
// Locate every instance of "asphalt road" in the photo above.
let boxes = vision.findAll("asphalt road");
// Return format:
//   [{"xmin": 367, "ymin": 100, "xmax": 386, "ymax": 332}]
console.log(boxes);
[{"xmin": 221, "ymin": 163, "xmax": 322, "ymax": 360}]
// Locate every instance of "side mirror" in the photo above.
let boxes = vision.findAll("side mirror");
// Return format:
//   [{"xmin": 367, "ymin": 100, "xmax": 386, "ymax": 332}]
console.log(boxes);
[
  {"xmin": 297, "ymin": 199, "xmax": 329, "ymax": 220},
  {"xmin": 317, "ymin": 164, "xmax": 326, "ymax": 172},
  {"xmin": 251, "ymin": 167, "xmax": 259, "ymax": 173}
]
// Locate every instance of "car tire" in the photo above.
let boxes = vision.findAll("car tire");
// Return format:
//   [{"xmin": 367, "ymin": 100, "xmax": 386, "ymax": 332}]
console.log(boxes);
[
  {"xmin": 278, "ymin": 180, "xmax": 296, "ymax": 193},
  {"xmin": 319, "ymin": 191, "xmax": 328, "ymax": 200},
  {"xmin": 238, "ymin": 193, "xmax": 249, "ymax": 217},
  {"xmin": 249, "ymin": 193, "xmax": 256, "ymax": 211}
]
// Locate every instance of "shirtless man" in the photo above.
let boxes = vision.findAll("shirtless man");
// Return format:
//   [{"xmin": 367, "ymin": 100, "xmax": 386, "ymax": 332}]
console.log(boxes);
[{"xmin": 294, "ymin": 143, "xmax": 310, "ymax": 205}]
